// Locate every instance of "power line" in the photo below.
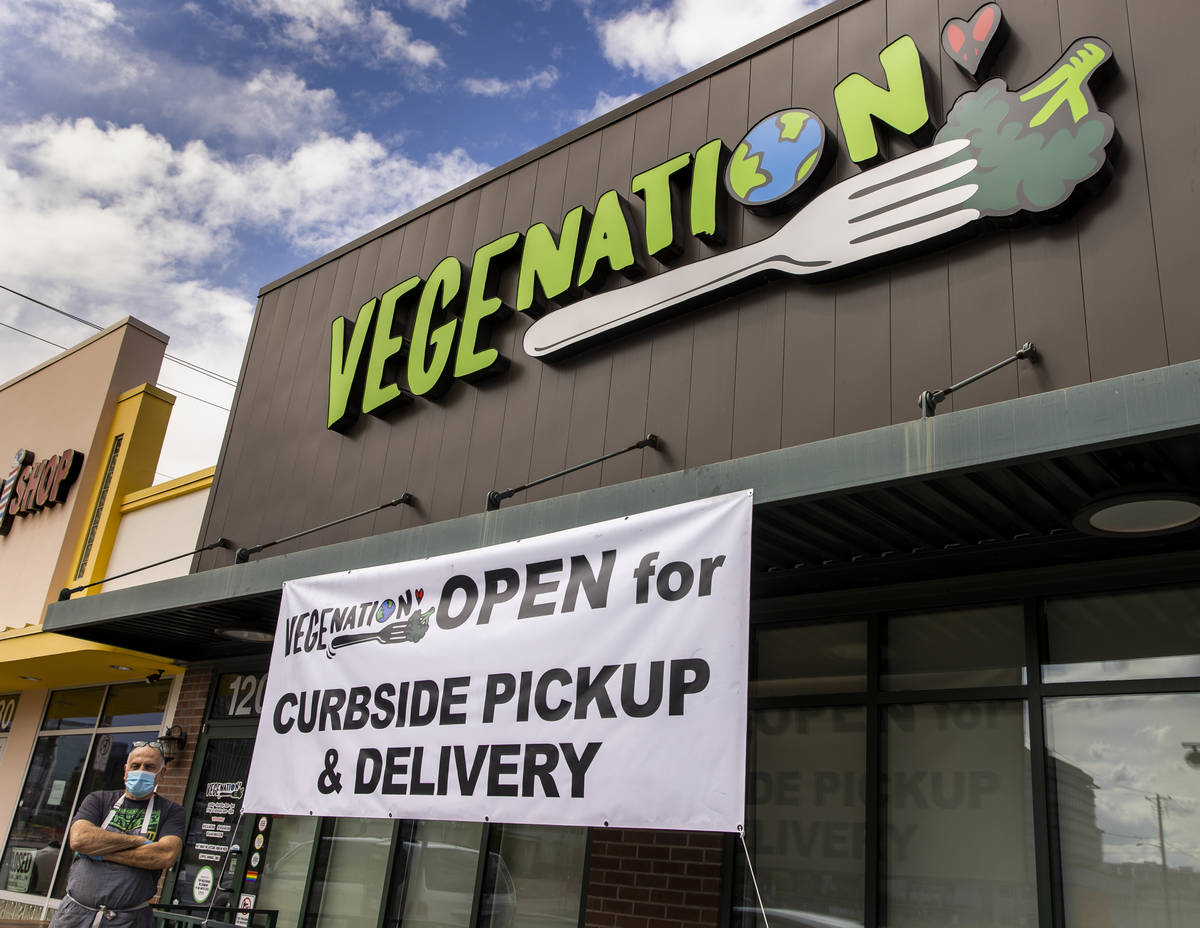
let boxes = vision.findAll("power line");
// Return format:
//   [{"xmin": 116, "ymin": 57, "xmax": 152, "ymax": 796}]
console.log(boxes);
[
  {"xmin": 0, "ymin": 282, "xmax": 100, "ymax": 331},
  {"xmin": 1, "ymin": 281, "xmax": 239, "ymax": 388},
  {"xmin": 157, "ymin": 383, "xmax": 230, "ymax": 412},
  {"xmin": 1, "ymin": 318, "xmax": 229, "ymax": 411},
  {"xmin": 0, "ymin": 320, "xmax": 66, "ymax": 351}
]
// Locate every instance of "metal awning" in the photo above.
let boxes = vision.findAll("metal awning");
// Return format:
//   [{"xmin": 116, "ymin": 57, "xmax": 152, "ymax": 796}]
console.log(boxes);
[{"xmin": 43, "ymin": 360, "xmax": 1200, "ymax": 661}]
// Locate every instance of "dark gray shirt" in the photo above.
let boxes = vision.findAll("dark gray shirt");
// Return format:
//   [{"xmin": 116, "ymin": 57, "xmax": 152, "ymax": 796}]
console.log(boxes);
[{"xmin": 63, "ymin": 789, "xmax": 185, "ymax": 909}]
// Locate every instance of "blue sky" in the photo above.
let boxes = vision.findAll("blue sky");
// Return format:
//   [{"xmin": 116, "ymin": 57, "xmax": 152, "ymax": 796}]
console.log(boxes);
[{"xmin": 0, "ymin": 0, "xmax": 828, "ymax": 478}]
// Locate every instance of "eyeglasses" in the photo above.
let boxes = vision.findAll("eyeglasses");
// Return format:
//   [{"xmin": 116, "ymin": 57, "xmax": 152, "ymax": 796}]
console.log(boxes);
[{"xmin": 131, "ymin": 740, "xmax": 164, "ymax": 752}]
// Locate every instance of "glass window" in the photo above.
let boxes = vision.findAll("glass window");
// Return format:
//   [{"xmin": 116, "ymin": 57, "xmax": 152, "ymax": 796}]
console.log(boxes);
[
  {"xmin": 257, "ymin": 817, "xmax": 320, "ymax": 928},
  {"xmin": 100, "ymin": 680, "xmax": 173, "ymax": 727},
  {"xmin": 0, "ymin": 683, "xmax": 168, "ymax": 904},
  {"xmin": 307, "ymin": 817, "xmax": 395, "ymax": 928},
  {"xmin": 480, "ymin": 824, "xmax": 587, "ymax": 928},
  {"xmin": 398, "ymin": 820, "xmax": 483, "ymax": 928},
  {"xmin": 883, "ymin": 701, "xmax": 1037, "ymax": 928},
  {"xmin": 1045, "ymin": 693, "xmax": 1200, "ymax": 928},
  {"xmin": 742, "ymin": 706, "xmax": 867, "ymax": 928},
  {"xmin": 883, "ymin": 605, "xmax": 1025, "ymax": 690},
  {"xmin": 50, "ymin": 730, "xmax": 157, "ymax": 899},
  {"xmin": 0, "ymin": 734, "xmax": 90, "ymax": 895},
  {"xmin": 754, "ymin": 621, "xmax": 867, "ymax": 696},
  {"xmin": 42, "ymin": 687, "xmax": 104, "ymax": 730},
  {"xmin": 1044, "ymin": 584, "xmax": 1200, "ymax": 682}
]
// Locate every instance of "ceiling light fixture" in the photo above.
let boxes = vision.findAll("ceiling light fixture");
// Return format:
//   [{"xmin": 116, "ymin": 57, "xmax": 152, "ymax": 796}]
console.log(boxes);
[
  {"xmin": 214, "ymin": 626, "xmax": 275, "ymax": 643},
  {"xmin": 1074, "ymin": 488, "xmax": 1200, "ymax": 537}
]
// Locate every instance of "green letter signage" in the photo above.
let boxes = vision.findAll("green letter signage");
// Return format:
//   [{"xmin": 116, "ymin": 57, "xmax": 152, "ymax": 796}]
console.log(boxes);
[
  {"xmin": 363, "ymin": 276, "xmax": 420, "ymax": 416},
  {"xmin": 689, "ymin": 139, "xmax": 729, "ymax": 245},
  {"xmin": 834, "ymin": 35, "xmax": 932, "ymax": 163},
  {"xmin": 517, "ymin": 207, "xmax": 588, "ymax": 315},
  {"xmin": 328, "ymin": 299, "xmax": 377, "ymax": 431},
  {"xmin": 577, "ymin": 190, "xmax": 645, "ymax": 291},
  {"xmin": 457, "ymin": 231, "xmax": 521, "ymax": 380},
  {"xmin": 631, "ymin": 152, "xmax": 692, "ymax": 261},
  {"xmin": 407, "ymin": 257, "xmax": 462, "ymax": 398}
]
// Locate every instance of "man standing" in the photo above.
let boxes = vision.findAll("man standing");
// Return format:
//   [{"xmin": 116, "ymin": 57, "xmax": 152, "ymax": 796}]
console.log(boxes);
[{"xmin": 51, "ymin": 741, "xmax": 186, "ymax": 928}]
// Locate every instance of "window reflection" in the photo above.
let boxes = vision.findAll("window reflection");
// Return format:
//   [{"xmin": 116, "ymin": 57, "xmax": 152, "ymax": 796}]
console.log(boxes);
[
  {"xmin": 399, "ymin": 820, "xmax": 483, "ymax": 928},
  {"xmin": 0, "ymin": 734, "xmax": 89, "ymax": 895},
  {"xmin": 883, "ymin": 605, "xmax": 1025, "ymax": 690},
  {"xmin": 883, "ymin": 702, "xmax": 1037, "ymax": 928},
  {"xmin": 307, "ymin": 817, "xmax": 394, "ymax": 928},
  {"xmin": 42, "ymin": 688, "xmax": 104, "ymax": 730},
  {"xmin": 481, "ymin": 824, "xmax": 586, "ymax": 928},
  {"xmin": 1045, "ymin": 694, "xmax": 1200, "ymax": 928},
  {"xmin": 754, "ymin": 622, "xmax": 867, "ymax": 696},
  {"xmin": 743, "ymin": 707, "xmax": 866, "ymax": 928},
  {"xmin": 256, "ymin": 817, "xmax": 319, "ymax": 928},
  {"xmin": 101, "ymin": 680, "xmax": 172, "ymax": 727},
  {"xmin": 1044, "ymin": 585, "xmax": 1200, "ymax": 682}
]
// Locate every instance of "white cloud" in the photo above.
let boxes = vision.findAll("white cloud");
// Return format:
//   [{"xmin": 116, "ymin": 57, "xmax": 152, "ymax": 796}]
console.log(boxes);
[
  {"xmin": 571, "ymin": 90, "xmax": 639, "ymax": 126},
  {"xmin": 404, "ymin": 0, "xmax": 468, "ymax": 19},
  {"xmin": 367, "ymin": 8, "xmax": 443, "ymax": 66},
  {"xmin": 236, "ymin": 0, "xmax": 360, "ymax": 44},
  {"xmin": 0, "ymin": 116, "xmax": 489, "ymax": 472},
  {"xmin": 228, "ymin": 0, "xmax": 444, "ymax": 67},
  {"xmin": 594, "ymin": 0, "xmax": 826, "ymax": 82},
  {"xmin": 0, "ymin": 0, "xmax": 151, "ymax": 90},
  {"xmin": 185, "ymin": 69, "xmax": 341, "ymax": 146},
  {"xmin": 462, "ymin": 66, "xmax": 558, "ymax": 97}
]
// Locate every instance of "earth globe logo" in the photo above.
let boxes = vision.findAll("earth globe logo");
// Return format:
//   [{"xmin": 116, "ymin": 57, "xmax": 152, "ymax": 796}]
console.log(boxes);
[{"xmin": 725, "ymin": 108, "xmax": 830, "ymax": 215}]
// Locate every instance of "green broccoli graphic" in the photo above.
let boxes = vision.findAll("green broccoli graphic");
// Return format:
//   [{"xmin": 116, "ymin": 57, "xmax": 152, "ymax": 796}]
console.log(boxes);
[
  {"xmin": 935, "ymin": 38, "xmax": 1116, "ymax": 218},
  {"xmin": 406, "ymin": 607, "xmax": 432, "ymax": 643}
]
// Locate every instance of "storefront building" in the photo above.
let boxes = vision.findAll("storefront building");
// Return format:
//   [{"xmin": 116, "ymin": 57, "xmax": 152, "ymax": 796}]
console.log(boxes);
[
  {"xmin": 41, "ymin": 2, "xmax": 1200, "ymax": 928},
  {"xmin": 0, "ymin": 319, "xmax": 215, "ymax": 919}
]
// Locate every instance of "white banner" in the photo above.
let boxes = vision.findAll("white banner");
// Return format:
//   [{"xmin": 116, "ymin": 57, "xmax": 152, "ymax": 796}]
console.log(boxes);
[{"xmin": 243, "ymin": 491, "xmax": 752, "ymax": 832}]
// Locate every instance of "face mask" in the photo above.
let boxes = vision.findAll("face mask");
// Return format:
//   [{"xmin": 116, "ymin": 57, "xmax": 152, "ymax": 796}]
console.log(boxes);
[{"xmin": 125, "ymin": 770, "xmax": 156, "ymax": 798}]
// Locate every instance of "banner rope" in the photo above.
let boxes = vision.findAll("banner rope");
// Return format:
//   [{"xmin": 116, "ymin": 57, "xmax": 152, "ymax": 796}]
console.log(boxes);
[
  {"xmin": 201, "ymin": 811, "xmax": 246, "ymax": 927},
  {"xmin": 738, "ymin": 828, "xmax": 771, "ymax": 928}
]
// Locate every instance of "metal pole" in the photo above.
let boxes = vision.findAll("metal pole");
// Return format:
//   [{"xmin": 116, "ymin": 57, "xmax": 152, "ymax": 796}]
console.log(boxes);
[{"xmin": 1150, "ymin": 793, "xmax": 1173, "ymax": 928}]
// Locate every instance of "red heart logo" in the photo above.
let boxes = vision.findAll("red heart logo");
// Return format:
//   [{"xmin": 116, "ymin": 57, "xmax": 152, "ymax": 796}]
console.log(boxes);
[
  {"xmin": 941, "ymin": 3, "xmax": 1005, "ymax": 79},
  {"xmin": 946, "ymin": 23, "xmax": 965, "ymax": 53},
  {"xmin": 415, "ymin": 588, "xmax": 424, "ymax": 604}
]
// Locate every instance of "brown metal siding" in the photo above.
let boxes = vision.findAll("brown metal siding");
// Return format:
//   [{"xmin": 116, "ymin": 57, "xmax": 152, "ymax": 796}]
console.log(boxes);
[{"xmin": 197, "ymin": 0, "xmax": 1194, "ymax": 567}]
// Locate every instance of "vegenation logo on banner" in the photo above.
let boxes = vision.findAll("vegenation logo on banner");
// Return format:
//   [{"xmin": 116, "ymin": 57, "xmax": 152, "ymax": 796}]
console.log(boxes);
[{"xmin": 243, "ymin": 491, "xmax": 752, "ymax": 832}]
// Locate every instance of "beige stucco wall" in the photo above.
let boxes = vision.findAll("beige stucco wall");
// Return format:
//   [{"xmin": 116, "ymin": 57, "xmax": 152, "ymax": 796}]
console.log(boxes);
[
  {"xmin": 0, "ymin": 318, "xmax": 167, "ymax": 632},
  {"xmin": 102, "ymin": 487, "xmax": 211, "ymax": 593}
]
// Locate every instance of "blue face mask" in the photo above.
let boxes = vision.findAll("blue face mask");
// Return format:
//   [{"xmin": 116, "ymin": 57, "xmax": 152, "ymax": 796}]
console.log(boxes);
[{"xmin": 125, "ymin": 770, "xmax": 156, "ymax": 798}]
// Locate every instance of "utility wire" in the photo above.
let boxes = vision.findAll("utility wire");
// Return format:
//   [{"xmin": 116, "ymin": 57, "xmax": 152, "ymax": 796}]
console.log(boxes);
[
  {"xmin": 157, "ymin": 383, "xmax": 230, "ymax": 412},
  {"xmin": 0, "ymin": 320, "xmax": 66, "ymax": 350},
  {"xmin": 1, "ymin": 318, "xmax": 229, "ymax": 411},
  {"xmin": 1, "ymin": 281, "xmax": 239, "ymax": 387}
]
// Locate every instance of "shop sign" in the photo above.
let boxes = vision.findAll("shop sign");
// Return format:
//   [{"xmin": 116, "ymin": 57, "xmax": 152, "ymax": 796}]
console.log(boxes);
[
  {"xmin": 5, "ymin": 847, "xmax": 34, "ymax": 894},
  {"xmin": 244, "ymin": 491, "xmax": 751, "ymax": 831},
  {"xmin": 327, "ymin": 3, "xmax": 1118, "ymax": 433},
  {"xmin": 0, "ymin": 448, "xmax": 84, "ymax": 536}
]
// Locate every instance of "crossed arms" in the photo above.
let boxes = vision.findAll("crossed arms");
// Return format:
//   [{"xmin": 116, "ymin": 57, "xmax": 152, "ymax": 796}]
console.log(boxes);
[{"xmin": 68, "ymin": 819, "xmax": 183, "ymax": 870}]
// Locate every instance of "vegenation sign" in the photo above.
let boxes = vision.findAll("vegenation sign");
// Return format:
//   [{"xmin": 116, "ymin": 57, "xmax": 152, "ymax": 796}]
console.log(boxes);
[{"xmin": 327, "ymin": 4, "xmax": 1117, "ymax": 432}]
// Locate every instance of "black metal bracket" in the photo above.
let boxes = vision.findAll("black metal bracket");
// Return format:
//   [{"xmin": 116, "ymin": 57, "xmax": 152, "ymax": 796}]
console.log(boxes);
[
  {"xmin": 58, "ymin": 538, "xmax": 236, "ymax": 601},
  {"xmin": 919, "ymin": 342, "xmax": 1038, "ymax": 417},
  {"xmin": 486, "ymin": 434, "xmax": 661, "ymax": 512},
  {"xmin": 234, "ymin": 493, "xmax": 414, "ymax": 564}
]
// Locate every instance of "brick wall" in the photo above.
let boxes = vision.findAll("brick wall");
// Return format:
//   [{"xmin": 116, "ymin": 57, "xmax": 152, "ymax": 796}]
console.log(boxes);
[
  {"xmin": 584, "ymin": 829, "xmax": 724, "ymax": 928},
  {"xmin": 157, "ymin": 666, "xmax": 214, "ymax": 805}
]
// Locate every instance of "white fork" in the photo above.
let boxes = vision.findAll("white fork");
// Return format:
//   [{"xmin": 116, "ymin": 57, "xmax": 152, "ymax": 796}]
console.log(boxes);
[{"xmin": 523, "ymin": 138, "xmax": 980, "ymax": 359}]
